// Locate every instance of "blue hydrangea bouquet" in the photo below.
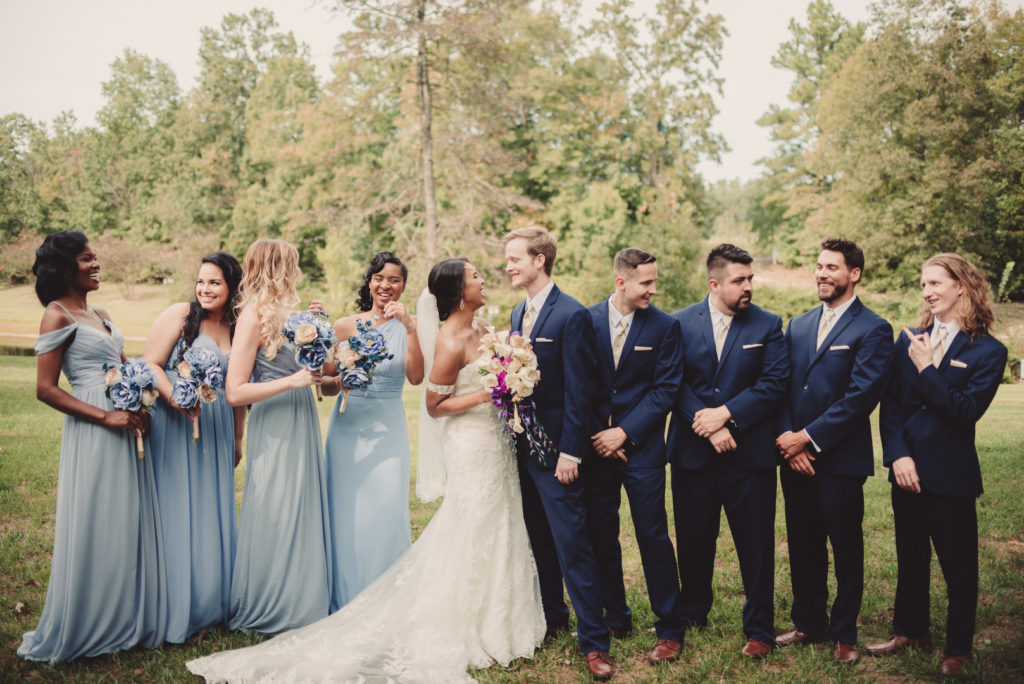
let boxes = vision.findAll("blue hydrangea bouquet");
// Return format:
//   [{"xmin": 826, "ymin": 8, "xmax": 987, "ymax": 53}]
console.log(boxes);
[
  {"xmin": 169, "ymin": 341, "xmax": 225, "ymax": 442},
  {"xmin": 334, "ymin": 318, "xmax": 393, "ymax": 414},
  {"xmin": 283, "ymin": 310, "xmax": 338, "ymax": 401},
  {"xmin": 102, "ymin": 357, "xmax": 158, "ymax": 458}
]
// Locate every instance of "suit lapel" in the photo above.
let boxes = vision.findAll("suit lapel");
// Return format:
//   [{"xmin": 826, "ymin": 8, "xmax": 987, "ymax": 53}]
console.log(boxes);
[
  {"xmin": 615, "ymin": 307, "xmax": 646, "ymax": 374},
  {"xmin": 809, "ymin": 299, "xmax": 861, "ymax": 369},
  {"xmin": 511, "ymin": 300, "xmax": 525, "ymax": 334},
  {"xmin": 593, "ymin": 300, "xmax": 615, "ymax": 374},
  {"xmin": 938, "ymin": 329, "xmax": 967, "ymax": 371},
  {"xmin": 699, "ymin": 299, "xmax": 717, "ymax": 371},
  {"xmin": 531, "ymin": 285, "xmax": 559, "ymax": 339},
  {"xmin": 716, "ymin": 311, "xmax": 744, "ymax": 375}
]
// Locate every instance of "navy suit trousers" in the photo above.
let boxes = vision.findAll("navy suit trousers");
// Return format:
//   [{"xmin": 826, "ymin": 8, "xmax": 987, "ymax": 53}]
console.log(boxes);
[
  {"xmin": 780, "ymin": 466, "xmax": 866, "ymax": 644},
  {"xmin": 891, "ymin": 485, "xmax": 978, "ymax": 656},
  {"xmin": 671, "ymin": 460, "xmax": 776, "ymax": 643}
]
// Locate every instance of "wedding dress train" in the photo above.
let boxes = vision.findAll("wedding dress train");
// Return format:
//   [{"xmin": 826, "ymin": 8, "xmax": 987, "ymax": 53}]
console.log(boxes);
[{"xmin": 187, "ymin": 361, "xmax": 545, "ymax": 682}]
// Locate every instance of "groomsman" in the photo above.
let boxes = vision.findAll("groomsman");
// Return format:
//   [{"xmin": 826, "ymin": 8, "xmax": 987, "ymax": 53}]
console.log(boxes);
[
  {"xmin": 582, "ymin": 248, "xmax": 687, "ymax": 665},
  {"xmin": 666, "ymin": 244, "xmax": 789, "ymax": 659},
  {"xmin": 504, "ymin": 227, "xmax": 613, "ymax": 681},
  {"xmin": 775, "ymin": 238, "xmax": 894, "ymax": 664}
]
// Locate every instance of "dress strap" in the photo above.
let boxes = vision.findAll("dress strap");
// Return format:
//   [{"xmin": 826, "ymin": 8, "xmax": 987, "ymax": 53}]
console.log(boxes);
[{"xmin": 52, "ymin": 301, "xmax": 77, "ymax": 321}]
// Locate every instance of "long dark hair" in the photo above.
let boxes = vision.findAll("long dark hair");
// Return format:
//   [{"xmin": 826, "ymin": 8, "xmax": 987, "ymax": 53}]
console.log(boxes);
[
  {"xmin": 32, "ymin": 231, "xmax": 90, "ymax": 305},
  {"xmin": 355, "ymin": 252, "xmax": 409, "ymax": 312},
  {"xmin": 428, "ymin": 257, "xmax": 469, "ymax": 321},
  {"xmin": 182, "ymin": 252, "xmax": 243, "ymax": 346}
]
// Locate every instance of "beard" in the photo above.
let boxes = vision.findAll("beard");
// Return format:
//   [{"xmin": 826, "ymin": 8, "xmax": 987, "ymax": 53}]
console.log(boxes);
[{"xmin": 818, "ymin": 280, "xmax": 848, "ymax": 303}]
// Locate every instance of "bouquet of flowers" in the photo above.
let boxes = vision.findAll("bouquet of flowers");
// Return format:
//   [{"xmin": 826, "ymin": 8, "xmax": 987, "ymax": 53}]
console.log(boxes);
[
  {"xmin": 477, "ymin": 327, "xmax": 556, "ymax": 463},
  {"xmin": 334, "ymin": 318, "xmax": 393, "ymax": 414},
  {"xmin": 283, "ymin": 311, "xmax": 337, "ymax": 400},
  {"xmin": 169, "ymin": 341, "xmax": 225, "ymax": 442},
  {"xmin": 102, "ymin": 357, "xmax": 158, "ymax": 458}
]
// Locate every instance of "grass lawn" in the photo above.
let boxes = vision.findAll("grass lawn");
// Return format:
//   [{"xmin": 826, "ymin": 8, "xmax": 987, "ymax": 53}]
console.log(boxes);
[{"xmin": 1, "ymin": 352, "xmax": 1022, "ymax": 682}]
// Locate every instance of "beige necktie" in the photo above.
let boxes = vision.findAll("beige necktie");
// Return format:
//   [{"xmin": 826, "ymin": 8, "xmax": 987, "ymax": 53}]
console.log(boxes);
[
  {"xmin": 522, "ymin": 302, "xmax": 535, "ymax": 340},
  {"xmin": 816, "ymin": 308, "xmax": 836, "ymax": 350},
  {"xmin": 932, "ymin": 325, "xmax": 949, "ymax": 367},
  {"xmin": 715, "ymin": 317, "xmax": 730, "ymax": 360},
  {"xmin": 612, "ymin": 320, "xmax": 629, "ymax": 368}
]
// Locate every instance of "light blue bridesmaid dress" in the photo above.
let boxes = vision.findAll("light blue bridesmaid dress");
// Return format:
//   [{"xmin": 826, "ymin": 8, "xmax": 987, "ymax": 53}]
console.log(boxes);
[
  {"xmin": 150, "ymin": 334, "xmax": 237, "ymax": 642},
  {"xmin": 325, "ymin": 318, "xmax": 412, "ymax": 610},
  {"xmin": 19, "ymin": 305, "xmax": 166, "ymax": 662},
  {"xmin": 228, "ymin": 342, "xmax": 332, "ymax": 634}
]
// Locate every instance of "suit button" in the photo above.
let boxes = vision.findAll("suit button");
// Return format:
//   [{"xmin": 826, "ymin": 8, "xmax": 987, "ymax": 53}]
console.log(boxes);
[
  {"xmin": 803, "ymin": 384, "xmax": 809, "ymax": 390},
  {"xmin": 921, "ymin": 406, "xmax": 927, "ymax": 411},
  {"xmin": 714, "ymin": 388, "xmax": 720, "ymax": 393},
  {"xmin": 612, "ymin": 389, "xmax": 617, "ymax": 394}
]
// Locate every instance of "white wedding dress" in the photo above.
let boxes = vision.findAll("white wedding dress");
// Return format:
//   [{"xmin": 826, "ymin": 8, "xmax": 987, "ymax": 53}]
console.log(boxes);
[{"xmin": 187, "ymin": 360, "xmax": 545, "ymax": 683}]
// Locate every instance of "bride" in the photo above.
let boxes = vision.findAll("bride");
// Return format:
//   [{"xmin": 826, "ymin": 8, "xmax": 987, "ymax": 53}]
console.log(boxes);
[{"xmin": 187, "ymin": 258, "xmax": 545, "ymax": 682}]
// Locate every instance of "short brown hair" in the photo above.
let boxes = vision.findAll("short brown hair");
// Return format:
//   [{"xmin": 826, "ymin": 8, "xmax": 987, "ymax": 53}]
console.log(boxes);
[
  {"xmin": 918, "ymin": 253, "xmax": 995, "ymax": 338},
  {"xmin": 614, "ymin": 248, "xmax": 656, "ymax": 277},
  {"xmin": 504, "ymin": 226, "xmax": 557, "ymax": 275}
]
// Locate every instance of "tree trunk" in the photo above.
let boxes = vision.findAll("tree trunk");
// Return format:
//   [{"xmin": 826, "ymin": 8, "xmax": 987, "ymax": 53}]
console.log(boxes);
[{"xmin": 416, "ymin": 0, "xmax": 438, "ymax": 263}]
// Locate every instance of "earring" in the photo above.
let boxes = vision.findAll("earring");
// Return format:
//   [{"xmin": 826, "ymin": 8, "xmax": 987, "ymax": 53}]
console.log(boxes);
[{"xmin": 459, "ymin": 300, "xmax": 465, "ymax": 311}]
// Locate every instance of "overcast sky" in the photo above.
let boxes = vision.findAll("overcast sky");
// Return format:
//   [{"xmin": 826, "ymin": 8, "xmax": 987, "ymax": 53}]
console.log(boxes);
[{"xmin": 2, "ymin": 1, "xmax": 1017, "ymax": 182}]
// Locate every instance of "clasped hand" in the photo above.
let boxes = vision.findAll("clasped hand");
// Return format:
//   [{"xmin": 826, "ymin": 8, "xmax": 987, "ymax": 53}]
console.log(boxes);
[{"xmin": 591, "ymin": 427, "xmax": 627, "ymax": 461}]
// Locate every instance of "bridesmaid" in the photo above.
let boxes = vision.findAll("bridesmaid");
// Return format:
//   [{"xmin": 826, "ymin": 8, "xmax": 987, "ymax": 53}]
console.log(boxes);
[
  {"xmin": 320, "ymin": 252, "xmax": 424, "ymax": 610},
  {"xmin": 226, "ymin": 238, "xmax": 332, "ymax": 634},
  {"xmin": 143, "ymin": 252, "xmax": 246, "ymax": 642},
  {"xmin": 19, "ymin": 230, "xmax": 166, "ymax": 662},
  {"xmin": 869, "ymin": 254, "xmax": 1008, "ymax": 676}
]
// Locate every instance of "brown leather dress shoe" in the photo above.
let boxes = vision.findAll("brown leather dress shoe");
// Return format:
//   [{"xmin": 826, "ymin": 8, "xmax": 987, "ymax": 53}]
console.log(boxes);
[
  {"xmin": 775, "ymin": 629, "xmax": 823, "ymax": 647},
  {"xmin": 648, "ymin": 638, "xmax": 683, "ymax": 664},
  {"xmin": 834, "ymin": 643, "xmax": 861, "ymax": 664},
  {"xmin": 741, "ymin": 639, "xmax": 774, "ymax": 659},
  {"xmin": 585, "ymin": 651, "xmax": 614, "ymax": 681},
  {"xmin": 866, "ymin": 634, "xmax": 931, "ymax": 656},
  {"xmin": 940, "ymin": 655, "xmax": 970, "ymax": 676}
]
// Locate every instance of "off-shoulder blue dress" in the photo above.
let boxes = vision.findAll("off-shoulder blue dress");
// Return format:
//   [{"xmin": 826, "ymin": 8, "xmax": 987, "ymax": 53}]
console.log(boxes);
[
  {"xmin": 150, "ymin": 334, "xmax": 237, "ymax": 642},
  {"xmin": 228, "ymin": 343, "xmax": 332, "ymax": 634},
  {"xmin": 324, "ymin": 319, "xmax": 412, "ymax": 610},
  {"xmin": 19, "ymin": 308, "xmax": 166, "ymax": 662}
]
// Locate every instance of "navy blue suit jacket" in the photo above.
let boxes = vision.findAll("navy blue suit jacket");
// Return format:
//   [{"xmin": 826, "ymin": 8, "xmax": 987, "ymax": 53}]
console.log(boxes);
[
  {"xmin": 780, "ymin": 298, "xmax": 894, "ymax": 478},
  {"xmin": 667, "ymin": 299, "xmax": 789, "ymax": 471},
  {"xmin": 880, "ymin": 328, "xmax": 1006, "ymax": 498},
  {"xmin": 511, "ymin": 284, "xmax": 591, "ymax": 467},
  {"xmin": 584, "ymin": 300, "xmax": 683, "ymax": 469}
]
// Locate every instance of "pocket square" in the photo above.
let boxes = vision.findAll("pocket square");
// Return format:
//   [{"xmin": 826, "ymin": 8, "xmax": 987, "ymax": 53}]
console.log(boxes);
[
  {"xmin": 742, "ymin": 343, "xmax": 763, "ymax": 349},
  {"xmin": 949, "ymin": 359, "xmax": 967, "ymax": 368},
  {"xmin": 634, "ymin": 346, "xmax": 653, "ymax": 351},
  {"xmin": 829, "ymin": 345, "xmax": 850, "ymax": 351},
  {"xmin": 534, "ymin": 337, "xmax": 554, "ymax": 343}
]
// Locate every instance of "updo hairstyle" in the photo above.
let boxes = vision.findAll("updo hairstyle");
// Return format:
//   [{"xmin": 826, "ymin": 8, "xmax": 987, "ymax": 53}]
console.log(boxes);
[
  {"xmin": 32, "ymin": 230, "xmax": 90, "ymax": 305},
  {"xmin": 355, "ymin": 252, "xmax": 408, "ymax": 312},
  {"xmin": 427, "ymin": 257, "xmax": 468, "ymax": 321}
]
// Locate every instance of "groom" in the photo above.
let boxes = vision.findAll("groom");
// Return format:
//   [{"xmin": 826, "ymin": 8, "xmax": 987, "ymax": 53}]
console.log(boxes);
[
  {"xmin": 505, "ymin": 226, "xmax": 614, "ymax": 681},
  {"xmin": 505, "ymin": 228, "xmax": 614, "ymax": 679}
]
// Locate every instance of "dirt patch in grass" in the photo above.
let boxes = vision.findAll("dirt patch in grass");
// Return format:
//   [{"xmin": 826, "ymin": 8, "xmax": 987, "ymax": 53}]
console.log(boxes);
[
  {"xmin": 977, "ymin": 616, "xmax": 1024, "ymax": 646},
  {"xmin": 982, "ymin": 538, "xmax": 1024, "ymax": 560}
]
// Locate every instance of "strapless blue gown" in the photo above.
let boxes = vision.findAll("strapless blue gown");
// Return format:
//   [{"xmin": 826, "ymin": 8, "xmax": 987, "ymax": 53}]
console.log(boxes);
[
  {"xmin": 325, "ymin": 319, "xmax": 412, "ymax": 610},
  {"xmin": 228, "ymin": 343, "xmax": 332, "ymax": 634},
  {"xmin": 150, "ymin": 334, "xmax": 237, "ymax": 642},
  {"xmin": 19, "ymin": 316, "xmax": 166, "ymax": 662}
]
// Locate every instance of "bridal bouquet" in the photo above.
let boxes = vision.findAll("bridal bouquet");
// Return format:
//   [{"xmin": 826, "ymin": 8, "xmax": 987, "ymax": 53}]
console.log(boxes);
[
  {"xmin": 334, "ymin": 318, "xmax": 393, "ymax": 414},
  {"xmin": 102, "ymin": 357, "xmax": 158, "ymax": 458},
  {"xmin": 169, "ymin": 341, "xmax": 225, "ymax": 442},
  {"xmin": 283, "ymin": 311, "xmax": 337, "ymax": 400},
  {"xmin": 477, "ymin": 327, "xmax": 556, "ymax": 463}
]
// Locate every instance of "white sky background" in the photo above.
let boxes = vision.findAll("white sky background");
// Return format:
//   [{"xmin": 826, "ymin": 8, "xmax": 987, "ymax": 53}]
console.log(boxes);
[{"xmin": 1, "ymin": 0, "xmax": 1019, "ymax": 182}]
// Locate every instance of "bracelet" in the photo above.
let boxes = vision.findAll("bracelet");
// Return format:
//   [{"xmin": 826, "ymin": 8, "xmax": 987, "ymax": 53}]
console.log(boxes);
[{"xmin": 427, "ymin": 381, "xmax": 455, "ymax": 395}]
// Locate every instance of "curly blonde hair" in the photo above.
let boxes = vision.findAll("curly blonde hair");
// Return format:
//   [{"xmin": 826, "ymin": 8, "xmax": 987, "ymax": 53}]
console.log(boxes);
[
  {"xmin": 236, "ymin": 239, "xmax": 301, "ymax": 359},
  {"xmin": 918, "ymin": 253, "xmax": 994, "ymax": 339}
]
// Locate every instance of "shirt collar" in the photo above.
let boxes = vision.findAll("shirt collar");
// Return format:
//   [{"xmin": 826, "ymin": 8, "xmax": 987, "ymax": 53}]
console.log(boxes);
[
  {"xmin": 526, "ymin": 280, "xmax": 554, "ymax": 315},
  {"xmin": 708, "ymin": 297, "xmax": 733, "ymax": 329},
  {"xmin": 608, "ymin": 295, "xmax": 634, "ymax": 330},
  {"xmin": 822, "ymin": 294, "xmax": 858, "ymax": 321},
  {"xmin": 932, "ymin": 318, "xmax": 961, "ymax": 344}
]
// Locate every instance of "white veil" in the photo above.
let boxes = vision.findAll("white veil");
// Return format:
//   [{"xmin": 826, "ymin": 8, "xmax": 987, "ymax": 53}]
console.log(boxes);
[{"xmin": 415, "ymin": 288, "xmax": 446, "ymax": 502}]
